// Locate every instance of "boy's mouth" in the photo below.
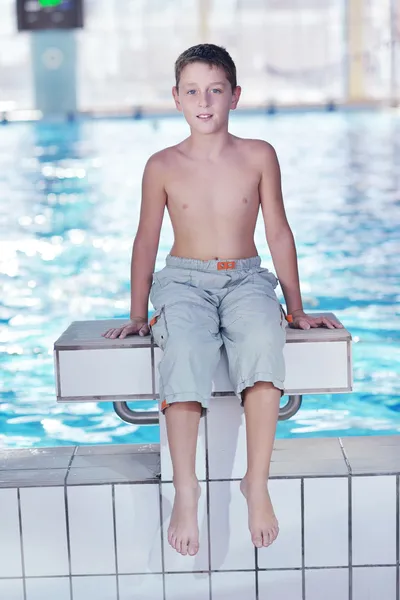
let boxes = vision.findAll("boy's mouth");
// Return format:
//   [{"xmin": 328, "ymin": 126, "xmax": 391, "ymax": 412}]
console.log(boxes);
[{"xmin": 197, "ymin": 114, "xmax": 213, "ymax": 121}]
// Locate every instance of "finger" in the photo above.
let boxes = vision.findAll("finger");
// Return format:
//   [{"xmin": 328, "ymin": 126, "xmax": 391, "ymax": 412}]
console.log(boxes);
[
  {"xmin": 310, "ymin": 318, "xmax": 327, "ymax": 328},
  {"xmin": 332, "ymin": 320, "xmax": 344, "ymax": 328},
  {"xmin": 104, "ymin": 330, "xmax": 115, "ymax": 338},
  {"xmin": 298, "ymin": 319, "xmax": 310, "ymax": 330},
  {"xmin": 120, "ymin": 327, "xmax": 135, "ymax": 339},
  {"xmin": 110, "ymin": 328, "xmax": 123, "ymax": 339},
  {"xmin": 322, "ymin": 318, "xmax": 335, "ymax": 329}
]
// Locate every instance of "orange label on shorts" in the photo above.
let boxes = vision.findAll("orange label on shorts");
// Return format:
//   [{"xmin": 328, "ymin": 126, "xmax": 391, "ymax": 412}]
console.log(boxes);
[
  {"xmin": 217, "ymin": 261, "xmax": 236, "ymax": 270},
  {"xmin": 161, "ymin": 399, "xmax": 169, "ymax": 411}
]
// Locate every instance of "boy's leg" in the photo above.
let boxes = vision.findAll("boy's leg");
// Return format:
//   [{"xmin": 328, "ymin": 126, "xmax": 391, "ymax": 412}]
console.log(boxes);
[
  {"xmin": 220, "ymin": 265, "xmax": 287, "ymax": 549},
  {"xmin": 165, "ymin": 401, "xmax": 202, "ymax": 556},
  {"xmin": 240, "ymin": 382, "xmax": 281, "ymax": 548},
  {"xmin": 150, "ymin": 271, "xmax": 222, "ymax": 558}
]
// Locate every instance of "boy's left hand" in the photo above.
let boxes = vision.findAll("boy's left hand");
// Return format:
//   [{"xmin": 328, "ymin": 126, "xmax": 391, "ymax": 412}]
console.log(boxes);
[{"xmin": 289, "ymin": 311, "xmax": 344, "ymax": 330}]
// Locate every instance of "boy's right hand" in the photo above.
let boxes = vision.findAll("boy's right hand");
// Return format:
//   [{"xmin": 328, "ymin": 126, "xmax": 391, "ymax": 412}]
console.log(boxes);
[{"xmin": 102, "ymin": 317, "xmax": 149, "ymax": 339}]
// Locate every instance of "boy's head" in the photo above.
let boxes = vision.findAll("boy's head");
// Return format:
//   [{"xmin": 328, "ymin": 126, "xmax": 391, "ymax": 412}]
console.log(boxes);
[
  {"xmin": 172, "ymin": 44, "xmax": 241, "ymax": 133},
  {"xmin": 175, "ymin": 44, "xmax": 237, "ymax": 92}
]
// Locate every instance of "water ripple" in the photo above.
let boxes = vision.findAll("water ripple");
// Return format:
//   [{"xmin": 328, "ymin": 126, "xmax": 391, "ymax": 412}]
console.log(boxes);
[{"xmin": 0, "ymin": 113, "xmax": 399, "ymax": 447}]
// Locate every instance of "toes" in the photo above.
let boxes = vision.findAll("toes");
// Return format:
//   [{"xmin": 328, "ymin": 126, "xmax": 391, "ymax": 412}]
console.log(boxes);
[
  {"xmin": 180, "ymin": 540, "xmax": 189, "ymax": 556},
  {"xmin": 261, "ymin": 527, "xmax": 279, "ymax": 547},
  {"xmin": 167, "ymin": 531, "xmax": 173, "ymax": 546},
  {"xmin": 188, "ymin": 542, "xmax": 199, "ymax": 556},
  {"xmin": 262, "ymin": 530, "xmax": 271, "ymax": 547},
  {"xmin": 252, "ymin": 534, "xmax": 263, "ymax": 549}
]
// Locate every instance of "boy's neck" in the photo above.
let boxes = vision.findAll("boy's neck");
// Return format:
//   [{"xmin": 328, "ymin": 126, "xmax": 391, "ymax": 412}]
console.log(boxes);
[{"xmin": 186, "ymin": 128, "xmax": 232, "ymax": 159}]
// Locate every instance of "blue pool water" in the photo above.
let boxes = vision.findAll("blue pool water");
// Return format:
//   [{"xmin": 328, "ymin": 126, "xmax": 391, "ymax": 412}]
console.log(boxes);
[{"xmin": 0, "ymin": 111, "xmax": 399, "ymax": 448}]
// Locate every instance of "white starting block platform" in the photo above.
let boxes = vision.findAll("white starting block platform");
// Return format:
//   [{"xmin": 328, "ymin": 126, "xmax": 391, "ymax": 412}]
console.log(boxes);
[
  {"xmin": 54, "ymin": 313, "xmax": 352, "ymax": 480},
  {"xmin": 54, "ymin": 312, "xmax": 352, "ymax": 402}
]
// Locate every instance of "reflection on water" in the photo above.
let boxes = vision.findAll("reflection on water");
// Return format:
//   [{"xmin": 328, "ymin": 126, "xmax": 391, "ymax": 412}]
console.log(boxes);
[{"xmin": 0, "ymin": 111, "xmax": 399, "ymax": 447}]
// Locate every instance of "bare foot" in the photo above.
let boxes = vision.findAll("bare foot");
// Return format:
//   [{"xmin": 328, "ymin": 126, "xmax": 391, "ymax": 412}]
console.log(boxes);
[
  {"xmin": 168, "ymin": 481, "xmax": 201, "ymax": 556},
  {"xmin": 240, "ymin": 476, "xmax": 279, "ymax": 548}
]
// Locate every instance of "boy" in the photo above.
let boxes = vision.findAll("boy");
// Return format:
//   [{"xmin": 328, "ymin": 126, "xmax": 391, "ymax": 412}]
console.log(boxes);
[{"xmin": 103, "ymin": 44, "xmax": 342, "ymax": 558}]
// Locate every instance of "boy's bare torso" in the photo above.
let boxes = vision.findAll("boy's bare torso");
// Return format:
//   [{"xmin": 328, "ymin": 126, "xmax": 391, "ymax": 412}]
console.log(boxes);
[{"xmin": 161, "ymin": 135, "xmax": 266, "ymax": 261}]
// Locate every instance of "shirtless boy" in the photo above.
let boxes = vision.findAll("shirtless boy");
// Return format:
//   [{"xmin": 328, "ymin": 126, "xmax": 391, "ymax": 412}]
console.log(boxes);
[{"xmin": 103, "ymin": 44, "xmax": 342, "ymax": 557}]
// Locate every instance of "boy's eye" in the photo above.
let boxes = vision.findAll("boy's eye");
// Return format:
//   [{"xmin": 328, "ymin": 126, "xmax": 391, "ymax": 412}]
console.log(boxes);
[
  {"xmin": 187, "ymin": 90, "xmax": 196, "ymax": 95},
  {"xmin": 212, "ymin": 89, "xmax": 222, "ymax": 93}
]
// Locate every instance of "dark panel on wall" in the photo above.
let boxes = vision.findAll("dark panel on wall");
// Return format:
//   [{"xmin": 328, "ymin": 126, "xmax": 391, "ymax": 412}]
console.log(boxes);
[{"xmin": 16, "ymin": 0, "xmax": 83, "ymax": 31}]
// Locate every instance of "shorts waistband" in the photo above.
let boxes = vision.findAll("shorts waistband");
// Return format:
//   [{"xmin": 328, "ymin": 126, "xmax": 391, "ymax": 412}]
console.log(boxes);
[{"xmin": 165, "ymin": 254, "xmax": 261, "ymax": 272}]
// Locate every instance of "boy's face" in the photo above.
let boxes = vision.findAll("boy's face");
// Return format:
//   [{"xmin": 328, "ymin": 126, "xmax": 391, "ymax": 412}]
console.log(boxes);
[{"xmin": 172, "ymin": 62, "xmax": 241, "ymax": 133}]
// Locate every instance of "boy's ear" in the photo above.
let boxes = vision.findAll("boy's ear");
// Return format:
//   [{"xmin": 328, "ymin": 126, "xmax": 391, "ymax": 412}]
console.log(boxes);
[
  {"xmin": 172, "ymin": 86, "xmax": 182, "ymax": 111},
  {"xmin": 230, "ymin": 85, "xmax": 242, "ymax": 110}
]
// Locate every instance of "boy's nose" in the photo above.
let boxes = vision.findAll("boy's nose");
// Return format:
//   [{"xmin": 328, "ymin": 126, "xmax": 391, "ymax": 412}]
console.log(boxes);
[{"xmin": 198, "ymin": 93, "xmax": 210, "ymax": 107}]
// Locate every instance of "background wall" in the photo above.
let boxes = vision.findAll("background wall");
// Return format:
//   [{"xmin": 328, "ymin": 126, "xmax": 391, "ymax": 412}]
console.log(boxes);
[{"xmin": 0, "ymin": 0, "xmax": 399, "ymax": 111}]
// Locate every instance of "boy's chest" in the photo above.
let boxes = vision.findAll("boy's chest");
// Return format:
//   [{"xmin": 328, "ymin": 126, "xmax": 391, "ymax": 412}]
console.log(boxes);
[{"xmin": 165, "ymin": 160, "xmax": 261, "ymax": 210}]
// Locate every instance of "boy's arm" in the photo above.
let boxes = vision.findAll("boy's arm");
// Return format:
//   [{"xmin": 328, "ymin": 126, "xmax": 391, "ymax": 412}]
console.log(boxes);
[
  {"xmin": 257, "ymin": 142, "xmax": 304, "ymax": 316},
  {"xmin": 129, "ymin": 153, "xmax": 167, "ymax": 320}
]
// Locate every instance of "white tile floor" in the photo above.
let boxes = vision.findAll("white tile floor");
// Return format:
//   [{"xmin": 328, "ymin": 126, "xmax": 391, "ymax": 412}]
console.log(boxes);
[
  {"xmin": 0, "ymin": 489, "xmax": 23, "ymax": 577},
  {"xmin": 212, "ymin": 571, "xmax": 256, "ymax": 599},
  {"xmin": 25, "ymin": 577, "xmax": 71, "ymax": 600},
  {"xmin": 258, "ymin": 479, "xmax": 302, "ymax": 569},
  {"xmin": 0, "ymin": 437, "xmax": 399, "ymax": 600},
  {"xmin": 20, "ymin": 487, "xmax": 69, "ymax": 576},
  {"xmin": 305, "ymin": 569, "xmax": 349, "ymax": 600},
  {"xmin": 0, "ymin": 580, "xmax": 24, "ymax": 600},
  {"xmin": 119, "ymin": 574, "xmax": 164, "ymax": 600},
  {"xmin": 352, "ymin": 476, "xmax": 397, "ymax": 565},
  {"xmin": 304, "ymin": 477, "xmax": 349, "ymax": 567},
  {"xmin": 258, "ymin": 570, "xmax": 303, "ymax": 600},
  {"xmin": 352, "ymin": 567, "xmax": 397, "ymax": 600},
  {"xmin": 68, "ymin": 485, "xmax": 116, "ymax": 575},
  {"xmin": 162, "ymin": 482, "xmax": 209, "ymax": 572},
  {"xmin": 114, "ymin": 484, "xmax": 162, "ymax": 574},
  {"xmin": 209, "ymin": 480, "xmax": 255, "ymax": 570}
]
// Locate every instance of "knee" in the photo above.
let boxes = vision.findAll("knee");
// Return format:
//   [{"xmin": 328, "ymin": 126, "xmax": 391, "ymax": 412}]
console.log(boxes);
[
  {"xmin": 244, "ymin": 381, "xmax": 276, "ymax": 395},
  {"xmin": 254, "ymin": 381, "xmax": 275, "ymax": 390}
]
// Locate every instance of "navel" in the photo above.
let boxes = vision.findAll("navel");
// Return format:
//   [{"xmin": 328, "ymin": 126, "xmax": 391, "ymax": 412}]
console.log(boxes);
[
  {"xmin": 243, "ymin": 197, "xmax": 248, "ymax": 204},
  {"xmin": 182, "ymin": 203, "xmax": 188, "ymax": 209}
]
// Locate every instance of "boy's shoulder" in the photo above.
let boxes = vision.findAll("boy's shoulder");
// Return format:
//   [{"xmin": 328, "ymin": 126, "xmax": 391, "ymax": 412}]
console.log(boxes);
[
  {"xmin": 144, "ymin": 137, "xmax": 277, "ymax": 172},
  {"xmin": 145, "ymin": 145, "xmax": 177, "ymax": 167},
  {"xmin": 148, "ymin": 139, "xmax": 190, "ymax": 163},
  {"xmin": 234, "ymin": 136, "xmax": 277, "ymax": 158}
]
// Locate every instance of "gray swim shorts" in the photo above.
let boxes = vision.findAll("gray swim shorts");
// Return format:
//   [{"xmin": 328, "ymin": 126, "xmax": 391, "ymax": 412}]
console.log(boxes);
[{"xmin": 149, "ymin": 254, "xmax": 288, "ymax": 415}]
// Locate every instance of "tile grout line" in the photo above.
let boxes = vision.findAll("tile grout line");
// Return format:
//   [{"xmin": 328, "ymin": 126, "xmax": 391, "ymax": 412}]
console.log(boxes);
[
  {"xmin": 338, "ymin": 437, "xmax": 352, "ymax": 475},
  {"xmin": 339, "ymin": 436, "xmax": 353, "ymax": 600},
  {"xmin": 348, "ymin": 473, "xmax": 353, "ymax": 600},
  {"xmin": 64, "ymin": 446, "xmax": 78, "ymax": 487},
  {"xmin": 111, "ymin": 485, "xmax": 120, "ymax": 600},
  {"xmin": 134, "ymin": 471, "xmax": 400, "ymax": 483},
  {"xmin": 158, "ymin": 479, "xmax": 167, "ymax": 600},
  {"xmin": 17, "ymin": 488, "xmax": 27, "ymax": 600},
  {"xmin": 255, "ymin": 547, "xmax": 259, "ymax": 600},
  {"xmin": 64, "ymin": 446, "xmax": 78, "ymax": 600},
  {"xmin": 153, "ymin": 336, "xmax": 166, "ymax": 600},
  {"xmin": 1, "ymin": 564, "xmax": 399, "ymax": 581},
  {"xmin": 301, "ymin": 478, "xmax": 305, "ymax": 600},
  {"xmin": 396, "ymin": 475, "xmax": 399, "ymax": 600},
  {"xmin": 204, "ymin": 413, "xmax": 213, "ymax": 600}
]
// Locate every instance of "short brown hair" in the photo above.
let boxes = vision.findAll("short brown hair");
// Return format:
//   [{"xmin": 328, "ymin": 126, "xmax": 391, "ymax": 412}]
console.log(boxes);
[{"xmin": 175, "ymin": 44, "xmax": 237, "ymax": 92}]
